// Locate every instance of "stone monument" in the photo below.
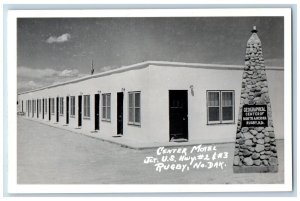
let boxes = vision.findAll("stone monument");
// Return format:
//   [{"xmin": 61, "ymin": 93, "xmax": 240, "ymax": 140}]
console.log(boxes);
[{"xmin": 233, "ymin": 26, "xmax": 278, "ymax": 173}]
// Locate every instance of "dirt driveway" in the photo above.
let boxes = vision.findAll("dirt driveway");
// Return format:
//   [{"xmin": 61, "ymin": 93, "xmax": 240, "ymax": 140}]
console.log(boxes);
[{"xmin": 17, "ymin": 117, "xmax": 284, "ymax": 184}]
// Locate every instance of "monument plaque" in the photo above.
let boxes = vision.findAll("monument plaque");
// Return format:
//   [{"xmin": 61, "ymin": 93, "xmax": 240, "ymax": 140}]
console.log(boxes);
[{"xmin": 242, "ymin": 105, "xmax": 268, "ymax": 127}]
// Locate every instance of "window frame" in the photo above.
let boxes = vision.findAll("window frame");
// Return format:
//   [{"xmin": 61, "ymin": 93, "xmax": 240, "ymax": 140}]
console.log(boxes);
[
  {"xmin": 206, "ymin": 90, "xmax": 235, "ymax": 125},
  {"xmin": 70, "ymin": 96, "xmax": 76, "ymax": 117},
  {"xmin": 83, "ymin": 95, "xmax": 90, "ymax": 118},
  {"xmin": 102, "ymin": 93, "xmax": 111, "ymax": 122},
  {"xmin": 128, "ymin": 91, "xmax": 141, "ymax": 126}
]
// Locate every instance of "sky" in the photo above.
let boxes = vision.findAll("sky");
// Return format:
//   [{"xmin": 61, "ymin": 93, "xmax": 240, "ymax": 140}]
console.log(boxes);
[{"xmin": 17, "ymin": 17, "xmax": 284, "ymax": 93}]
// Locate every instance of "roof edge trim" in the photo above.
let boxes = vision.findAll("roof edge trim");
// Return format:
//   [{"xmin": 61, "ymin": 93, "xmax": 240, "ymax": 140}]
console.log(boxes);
[{"xmin": 18, "ymin": 60, "xmax": 284, "ymax": 95}]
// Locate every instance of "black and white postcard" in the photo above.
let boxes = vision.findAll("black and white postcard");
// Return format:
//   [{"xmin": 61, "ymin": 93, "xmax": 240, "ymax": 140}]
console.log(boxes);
[{"xmin": 6, "ymin": 8, "xmax": 293, "ymax": 194}]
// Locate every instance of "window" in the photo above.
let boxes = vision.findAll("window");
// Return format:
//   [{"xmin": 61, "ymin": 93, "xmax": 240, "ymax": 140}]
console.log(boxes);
[
  {"xmin": 83, "ymin": 95, "xmax": 90, "ymax": 118},
  {"xmin": 128, "ymin": 91, "xmax": 141, "ymax": 125},
  {"xmin": 45, "ymin": 99, "xmax": 47, "ymax": 114},
  {"xmin": 102, "ymin": 93, "xmax": 111, "ymax": 121},
  {"xmin": 59, "ymin": 97, "xmax": 64, "ymax": 115},
  {"xmin": 207, "ymin": 90, "xmax": 234, "ymax": 124},
  {"xmin": 70, "ymin": 96, "xmax": 75, "ymax": 116},
  {"xmin": 51, "ymin": 98, "xmax": 55, "ymax": 114}
]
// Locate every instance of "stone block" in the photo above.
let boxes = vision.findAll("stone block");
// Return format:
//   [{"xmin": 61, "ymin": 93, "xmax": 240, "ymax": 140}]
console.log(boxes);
[
  {"xmin": 243, "ymin": 132, "xmax": 254, "ymax": 139},
  {"xmin": 244, "ymin": 157, "xmax": 254, "ymax": 166},
  {"xmin": 257, "ymin": 139, "xmax": 264, "ymax": 144},
  {"xmin": 243, "ymin": 149, "xmax": 252, "ymax": 156},
  {"xmin": 250, "ymin": 130, "xmax": 258, "ymax": 135},
  {"xmin": 241, "ymin": 127, "xmax": 249, "ymax": 133},
  {"xmin": 234, "ymin": 148, "xmax": 239, "ymax": 155},
  {"xmin": 248, "ymin": 147, "xmax": 254, "ymax": 152},
  {"xmin": 270, "ymin": 146, "xmax": 277, "ymax": 153},
  {"xmin": 245, "ymin": 140, "xmax": 253, "ymax": 146},
  {"xmin": 260, "ymin": 155, "xmax": 267, "ymax": 160},
  {"xmin": 269, "ymin": 132, "xmax": 275, "ymax": 138},
  {"xmin": 254, "ymin": 160, "xmax": 261, "ymax": 166},
  {"xmin": 252, "ymin": 152, "xmax": 260, "ymax": 160},
  {"xmin": 269, "ymin": 157, "xmax": 278, "ymax": 166},
  {"xmin": 264, "ymin": 137, "xmax": 271, "ymax": 143},
  {"xmin": 265, "ymin": 127, "xmax": 274, "ymax": 132},
  {"xmin": 256, "ymin": 127, "xmax": 264, "ymax": 132},
  {"xmin": 256, "ymin": 133, "xmax": 264, "ymax": 139},
  {"xmin": 233, "ymin": 156, "xmax": 240, "ymax": 166},
  {"xmin": 263, "ymin": 160, "xmax": 269, "ymax": 166},
  {"xmin": 255, "ymin": 144, "xmax": 265, "ymax": 152}
]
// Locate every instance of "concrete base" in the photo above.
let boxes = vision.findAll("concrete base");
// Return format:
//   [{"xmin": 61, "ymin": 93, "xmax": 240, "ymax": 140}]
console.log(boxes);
[{"xmin": 233, "ymin": 165, "xmax": 278, "ymax": 173}]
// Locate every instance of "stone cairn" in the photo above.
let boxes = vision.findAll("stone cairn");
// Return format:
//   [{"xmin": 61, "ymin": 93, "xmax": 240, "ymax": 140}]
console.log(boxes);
[{"xmin": 233, "ymin": 26, "xmax": 278, "ymax": 173}]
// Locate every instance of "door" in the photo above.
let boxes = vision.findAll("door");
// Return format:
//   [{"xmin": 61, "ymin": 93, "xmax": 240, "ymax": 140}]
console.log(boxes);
[
  {"xmin": 56, "ymin": 97, "xmax": 59, "ymax": 122},
  {"xmin": 66, "ymin": 96, "xmax": 69, "ymax": 124},
  {"xmin": 37, "ymin": 100, "xmax": 39, "ymax": 118},
  {"xmin": 95, "ymin": 94, "xmax": 100, "ymax": 130},
  {"xmin": 169, "ymin": 90, "xmax": 188, "ymax": 141},
  {"xmin": 78, "ymin": 95, "xmax": 82, "ymax": 127},
  {"xmin": 49, "ymin": 98, "xmax": 51, "ymax": 120},
  {"xmin": 42, "ymin": 99, "xmax": 44, "ymax": 119},
  {"xmin": 117, "ymin": 92, "xmax": 124, "ymax": 135}
]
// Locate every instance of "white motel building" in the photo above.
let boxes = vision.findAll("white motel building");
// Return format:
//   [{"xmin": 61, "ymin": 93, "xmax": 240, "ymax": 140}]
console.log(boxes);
[{"xmin": 17, "ymin": 61, "xmax": 284, "ymax": 145}]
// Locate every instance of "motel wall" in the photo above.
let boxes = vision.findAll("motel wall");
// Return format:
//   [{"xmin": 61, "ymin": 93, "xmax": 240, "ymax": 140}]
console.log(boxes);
[
  {"xmin": 17, "ymin": 61, "xmax": 284, "ymax": 144},
  {"xmin": 147, "ymin": 63, "xmax": 284, "ymax": 143}
]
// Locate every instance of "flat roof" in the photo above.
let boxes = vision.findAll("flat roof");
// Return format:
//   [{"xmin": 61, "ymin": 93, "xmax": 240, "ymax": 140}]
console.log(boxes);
[{"xmin": 18, "ymin": 60, "xmax": 284, "ymax": 95}]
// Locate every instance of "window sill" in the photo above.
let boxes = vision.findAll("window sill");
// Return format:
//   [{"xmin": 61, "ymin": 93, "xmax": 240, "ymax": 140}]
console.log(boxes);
[
  {"xmin": 102, "ymin": 119, "xmax": 111, "ymax": 122},
  {"xmin": 60, "ymin": 114, "xmax": 64, "ymax": 116},
  {"xmin": 128, "ymin": 123, "xmax": 141, "ymax": 127},
  {"xmin": 207, "ymin": 122, "xmax": 235, "ymax": 125},
  {"xmin": 83, "ymin": 117, "xmax": 90, "ymax": 120},
  {"xmin": 70, "ymin": 115, "xmax": 75, "ymax": 118}
]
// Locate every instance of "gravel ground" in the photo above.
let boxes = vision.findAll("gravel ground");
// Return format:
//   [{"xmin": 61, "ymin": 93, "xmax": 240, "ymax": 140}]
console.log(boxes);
[{"xmin": 17, "ymin": 117, "xmax": 284, "ymax": 184}]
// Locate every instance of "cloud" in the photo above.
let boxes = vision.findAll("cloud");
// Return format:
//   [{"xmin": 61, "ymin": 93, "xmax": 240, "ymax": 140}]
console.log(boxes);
[
  {"xmin": 46, "ymin": 33, "xmax": 71, "ymax": 44},
  {"xmin": 17, "ymin": 66, "xmax": 87, "ymax": 93},
  {"xmin": 59, "ymin": 69, "xmax": 80, "ymax": 77},
  {"xmin": 17, "ymin": 80, "xmax": 43, "ymax": 92},
  {"xmin": 18, "ymin": 66, "xmax": 58, "ymax": 79},
  {"xmin": 100, "ymin": 66, "xmax": 118, "ymax": 72}
]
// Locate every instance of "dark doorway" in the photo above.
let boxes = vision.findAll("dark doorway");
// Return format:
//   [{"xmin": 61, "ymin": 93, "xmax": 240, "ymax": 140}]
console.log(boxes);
[
  {"xmin": 37, "ymin": 100, "xmax": 39, "ymax": 118},
  {"xmin": 56, "ymin": 97, "xmax": 59, "ymax": 122},
  {"xmin": 78, "ymin": 95, "xmax": 82, "ymax": 127},
  {"xmin": 42, "ymin": 99, "xmax": 44, "ymax": 119},
  {"xmin": 49, "ymin": 98, "xmax": 51, "ymax": 120},
  {"xmin": 66, "ymin": 96, "xmax": 69, "ymax": 124},
  {"xmin": 95, "ymin": 94, "xmax": 100, "ymax": 130},
  {"xmin": 117, "ymin": 92, "xmax": 124, "ymax": 135},
  {"xmin": 169, "ymin": 90, "xmax": 188, "ymax": 141}
]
